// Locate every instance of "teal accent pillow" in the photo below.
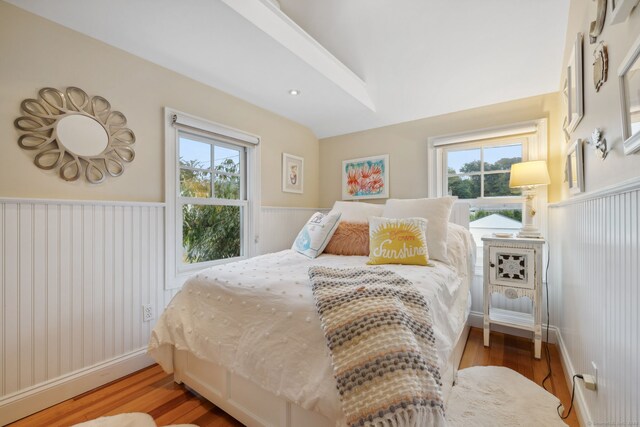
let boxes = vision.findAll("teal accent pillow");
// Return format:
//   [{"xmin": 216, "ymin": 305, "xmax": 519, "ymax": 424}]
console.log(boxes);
[{"xmin": 292, "ymin": 212, "xmax": 342, "ymax": 258}]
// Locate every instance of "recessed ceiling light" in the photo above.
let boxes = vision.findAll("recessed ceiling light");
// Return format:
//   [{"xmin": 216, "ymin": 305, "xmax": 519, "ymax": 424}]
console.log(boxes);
[{"xmin": 289, "ymin": 89, "xmax": 301, "ymax": 96}]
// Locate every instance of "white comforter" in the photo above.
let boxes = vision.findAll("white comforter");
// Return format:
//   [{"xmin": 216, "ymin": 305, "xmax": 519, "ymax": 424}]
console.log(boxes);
[{"xmin": 148, "ymin": 224, "xmax": 475, "ymax": 423}]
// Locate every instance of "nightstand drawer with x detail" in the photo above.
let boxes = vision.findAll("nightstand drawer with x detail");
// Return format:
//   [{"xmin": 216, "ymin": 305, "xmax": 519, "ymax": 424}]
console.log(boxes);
[{"xmin": 482, "ymin": 236, "xmax": 544, "ymax": 359}]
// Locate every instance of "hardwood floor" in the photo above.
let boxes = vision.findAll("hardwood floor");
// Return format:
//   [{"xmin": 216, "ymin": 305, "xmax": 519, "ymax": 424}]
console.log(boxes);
[
  {"xmin": 9, "ymin": 327, "xmax": 579, "ymax": 427},
  {"xmin": 459, "ymin": 328, "xmax": 580, "ymax": 427}
]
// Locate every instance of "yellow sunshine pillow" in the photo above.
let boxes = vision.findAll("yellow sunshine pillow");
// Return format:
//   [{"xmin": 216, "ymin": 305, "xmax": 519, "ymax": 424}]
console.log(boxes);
[{"xmin": 367, "ymin": 217, "xmax": 429, "ymax": 266}]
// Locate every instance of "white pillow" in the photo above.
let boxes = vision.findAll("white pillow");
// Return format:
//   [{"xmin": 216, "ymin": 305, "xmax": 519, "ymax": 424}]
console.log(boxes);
[
  {"xmin": 292, "ymin": 212, "xmax": 342, "ymax": 258},
  {"xmin": 329, "ymin": 201, "xmax": 384, "ymax": 223},
  {"xmin": 382, "ymin": 197, "xmax": 455, "ymax": 263}
]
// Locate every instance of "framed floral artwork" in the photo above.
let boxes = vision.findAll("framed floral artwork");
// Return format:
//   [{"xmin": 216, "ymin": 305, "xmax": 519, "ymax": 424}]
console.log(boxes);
[
  {"xmin": 282, "ymin": 153, "xmax": 303, "ymax": 194},
  {"xmin": 342, "ymin": 154, "xmax": 389, "ymax": 200}
]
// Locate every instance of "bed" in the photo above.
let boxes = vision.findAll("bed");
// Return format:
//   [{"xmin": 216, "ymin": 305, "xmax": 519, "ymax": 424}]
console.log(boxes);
[{"xmin": 148, "ymin": 206, "xmax": 475, "ymax": 427}]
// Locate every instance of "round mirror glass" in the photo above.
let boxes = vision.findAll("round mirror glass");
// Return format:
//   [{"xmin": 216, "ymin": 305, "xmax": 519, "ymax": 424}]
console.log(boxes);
[{"xmin": 56, "ymin": 114, "xmax": 108, "ymax": 157}]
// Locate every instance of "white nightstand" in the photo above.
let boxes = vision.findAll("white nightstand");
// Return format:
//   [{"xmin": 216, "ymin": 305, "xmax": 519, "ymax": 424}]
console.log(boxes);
[{"xmin": 482, "ymin": 235, "xmax": 545, "ymax": 359}]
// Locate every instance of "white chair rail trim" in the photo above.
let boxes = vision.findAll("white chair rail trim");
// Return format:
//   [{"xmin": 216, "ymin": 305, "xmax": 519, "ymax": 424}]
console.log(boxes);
[{"xmin": 549, "ymin": 175, "xmax": 640, "ymax": 207}]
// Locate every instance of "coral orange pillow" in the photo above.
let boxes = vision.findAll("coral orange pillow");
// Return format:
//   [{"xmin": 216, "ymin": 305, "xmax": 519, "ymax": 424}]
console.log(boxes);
[{"xmin": 324, "ymin": 222, "xmax": 370, "ymax": 256}]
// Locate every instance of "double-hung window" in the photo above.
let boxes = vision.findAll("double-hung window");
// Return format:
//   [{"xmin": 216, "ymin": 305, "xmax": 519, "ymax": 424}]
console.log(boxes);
[
  {"xmin": 429, "ymin": 121, "xmax": 547, "ymax": 271},
  {"xmin": 178, "ymin": 132, "xmax": 246, "ymax": 264},
  {"xmin": 165, "ymin": 109, "xmax": 260, "ymax": 289},
  {"xmin": 445, "ymin": 137, "xmax": 526, "ymax": 221}
]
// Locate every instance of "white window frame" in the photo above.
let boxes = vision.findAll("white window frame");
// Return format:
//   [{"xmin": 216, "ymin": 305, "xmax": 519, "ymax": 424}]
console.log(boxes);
[
  {"xmin": 442, "ymin": 136, "xmax": 529, "ymax": 205},
  {"xmin": 165, "ymin": 108, "xmax": 261, "ymax": 289},
  {"xmin": 428, "ymin": 120, "xmax": 548, "ymax": 273}
]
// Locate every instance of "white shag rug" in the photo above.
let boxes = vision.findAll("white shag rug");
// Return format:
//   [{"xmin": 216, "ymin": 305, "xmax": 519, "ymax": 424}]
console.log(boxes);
[
  {"xmin": 71, "ymin": 412, "xmax": 198, "ymax": 427},
  {"xmin": 447, "ymin": 366, "xmax": 568, "ymax": 426}
]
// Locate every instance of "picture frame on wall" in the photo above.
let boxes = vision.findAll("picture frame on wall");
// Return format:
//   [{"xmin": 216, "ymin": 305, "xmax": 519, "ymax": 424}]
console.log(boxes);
[
  {"xmin": 566, "ymin": 33, "xmax": 584, "ymax": 133},
  {"xmin": 342, "ymin": 154, "xmax": 389, "ymax": 200},
  {"xmin": 619, "ymin": 31, "xmax": 640, "ymax": 155},
  {"xmin": 566, "ymin": 139, "xmax": 585, "ymax": 194},
  {"xmin": 562, "ymin": 78, "xmax": 571, "ymax": 143},
  {"xmin": 282, "ymin": 153, "xmax": 303, "ymax": 194},
  {"xmin": 609, "ymin": 0, "xmax": 640, "ymax": 24}
]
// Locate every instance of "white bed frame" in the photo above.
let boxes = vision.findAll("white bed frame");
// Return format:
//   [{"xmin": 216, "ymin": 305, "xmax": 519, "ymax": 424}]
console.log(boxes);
[
  {"xmin": 172, "ymin": 203, "xmax": 472, "ymax": 427},
  {"xmin": 173, "ymin": 324, "xmax": 469, "ymax": 427}
]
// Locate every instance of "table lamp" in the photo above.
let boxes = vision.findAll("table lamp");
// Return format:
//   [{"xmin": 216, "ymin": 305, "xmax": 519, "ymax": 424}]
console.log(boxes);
[{"xmin": 509, "ymin": 160, "xmax": 550, "ymax": 238}]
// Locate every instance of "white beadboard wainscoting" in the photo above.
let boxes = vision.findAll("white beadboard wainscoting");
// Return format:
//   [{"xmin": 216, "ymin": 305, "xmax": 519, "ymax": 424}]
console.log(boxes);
[
  {"xmin": 0, "ymin": 198, "xmax": 167, "ymax": 425},
  {"xmin": 0, "ymin": 202, "xmax": 322, "ymax": 423},
  {"xmin": 549, "ymin": 177, "xmax": 640, "ymax": 427},
  {"xmin": 0, "ymin": 199, "xmax": 573, "ymax": 424}
]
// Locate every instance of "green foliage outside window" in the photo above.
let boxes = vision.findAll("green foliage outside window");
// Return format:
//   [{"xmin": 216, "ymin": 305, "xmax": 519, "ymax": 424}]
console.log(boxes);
[
  {"xmin": 449, "ymin": 156, "xmax": 523, "ymax": 223},
  {"xmin": 181, "ymin": 158, "xmax": 242, "ymax": 264},
  {"xmin": 448, "ymin": 157, "xmax": 522, "ymax": 200}
]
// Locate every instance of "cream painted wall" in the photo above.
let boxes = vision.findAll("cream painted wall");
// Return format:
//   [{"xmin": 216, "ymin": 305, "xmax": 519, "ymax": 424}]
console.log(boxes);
[
  {"xmin": 0, "ymin": 1, "xmax": 319, "ymax": 207},
  {"xmin": 319, "ymin": 93, "xmax": 563, "ymax": 207},
  {"xmin": 551, "ymin": 3, "xmax": 640, "ymax": 425},
  {"xmin": 559, "ymin": 0, "xmax": 640, "ymax": 198}
]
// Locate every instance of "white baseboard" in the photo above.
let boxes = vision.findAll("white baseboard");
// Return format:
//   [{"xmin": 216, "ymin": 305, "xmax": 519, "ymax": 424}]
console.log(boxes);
[
  {"xmin": 468, "ymin": 311, "xmax": 558, "ymax": 344},
  {"xmin": 555, "ymin": 328, "xmax": 592, "ymax": 427},
  {"xmin": 469, "ymin": 310, "xmax": 592, "ymax": 426},
  {"xmin": 0, "ymin": 349, "xmax": 155, "ymax": 426},
  {"xmin": 0, "ymin": 319, "xmax": 591, "ymax": 426}
]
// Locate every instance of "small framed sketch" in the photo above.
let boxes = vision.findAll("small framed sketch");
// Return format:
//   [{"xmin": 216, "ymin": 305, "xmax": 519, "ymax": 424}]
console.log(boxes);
[
  {"xmin": 567, "ymin": 139, "xmax": 585, "ymax": 194},
  {"xmin": 619, "ymin": 32, "xmax": 640, "ymax": 155},
  {"xmin": 562, "ymin": 78, "xmax": 571, "ymax": 143},
  {"xmin": 342, "ymin": 154, "xmax": 389, "ymax": 200},
  {"xmin": 566, "ymin": 33, "xmax": 584, "ymax": 133},
  {"xmin": 282, "ymin": 153, "xmax": 303, "ymax": 194}
]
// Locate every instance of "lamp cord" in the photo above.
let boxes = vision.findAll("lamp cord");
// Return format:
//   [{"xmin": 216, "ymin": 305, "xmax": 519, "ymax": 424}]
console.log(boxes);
[
  {"xmin": 558, "ymin": 374, "xmax": 583, "ymax": 419},
  {"xmin": 541, "ymin": 243, "xmax": 577, "ymax": 422}
]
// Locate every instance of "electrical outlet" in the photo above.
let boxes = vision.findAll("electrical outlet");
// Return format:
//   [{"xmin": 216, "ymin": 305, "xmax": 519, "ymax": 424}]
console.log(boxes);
[
  {"xmin": 583, "ymin": 374, "xmax": 597, "ymax": 391},
  {"xmin": 581, "ymin": 361, "xmax": 598, "ymax": 392},
  {"xmin": 143, "ymin": 304, "xmax": 154, "ymax": 322}
]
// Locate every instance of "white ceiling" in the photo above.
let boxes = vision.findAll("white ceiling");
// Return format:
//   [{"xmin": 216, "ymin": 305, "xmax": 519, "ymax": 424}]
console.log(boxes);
[{"xmin": 7, "ymin": 0, "xmax": 570, "ymax": 138}]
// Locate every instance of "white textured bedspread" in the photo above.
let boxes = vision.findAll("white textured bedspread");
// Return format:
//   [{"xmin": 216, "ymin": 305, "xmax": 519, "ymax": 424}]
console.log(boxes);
[{"xmin": 148, "ymin": 224, "xmax": 475, "ymax": 424}]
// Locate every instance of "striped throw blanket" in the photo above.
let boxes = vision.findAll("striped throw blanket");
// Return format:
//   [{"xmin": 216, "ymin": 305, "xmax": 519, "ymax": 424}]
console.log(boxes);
[{"xmin": 309, "ymin": 266, "xmax": 445, "ymax": 427}]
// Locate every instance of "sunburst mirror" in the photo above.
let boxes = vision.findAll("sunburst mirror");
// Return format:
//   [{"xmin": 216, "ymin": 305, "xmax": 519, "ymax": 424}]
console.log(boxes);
[{"xmin": 14, "ymin": 87, "xmax": 135, "ymax": 184}]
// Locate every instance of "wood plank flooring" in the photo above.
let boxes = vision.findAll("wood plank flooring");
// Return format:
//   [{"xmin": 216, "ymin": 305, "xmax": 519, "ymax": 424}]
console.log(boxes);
[
  {"xmin": 8, "ymin": 327, "xmax": 579, "ymax": 426},
  {"xmin": 459, "ymin": 328, "xmax": 580, "ymax": 426}
]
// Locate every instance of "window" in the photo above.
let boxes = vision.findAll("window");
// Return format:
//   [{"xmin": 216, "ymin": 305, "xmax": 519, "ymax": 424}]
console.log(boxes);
[
  {"xmin": 179, "ymin": 131, "xmax": 245, "ymax": 264},
  {"xmin": 429, "ymin": 121, "xmax": 547, "ymax": 271},
  {"xmin": 446, "ymin": 142, "xmax": 523, "ymax": 199},
  {"xmin": 444, "ymin": 139, "xmax": 525, "ymax": 264},
  {"xmin": 165, "ymin": 109, "xmax": 260, "ymax": 289}
]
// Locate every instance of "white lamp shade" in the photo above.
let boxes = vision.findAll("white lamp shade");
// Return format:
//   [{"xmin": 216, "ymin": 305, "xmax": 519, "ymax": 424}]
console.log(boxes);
[{"xmin": 509, "ymin": 160, "xmax": 550, "ymax": 188}]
